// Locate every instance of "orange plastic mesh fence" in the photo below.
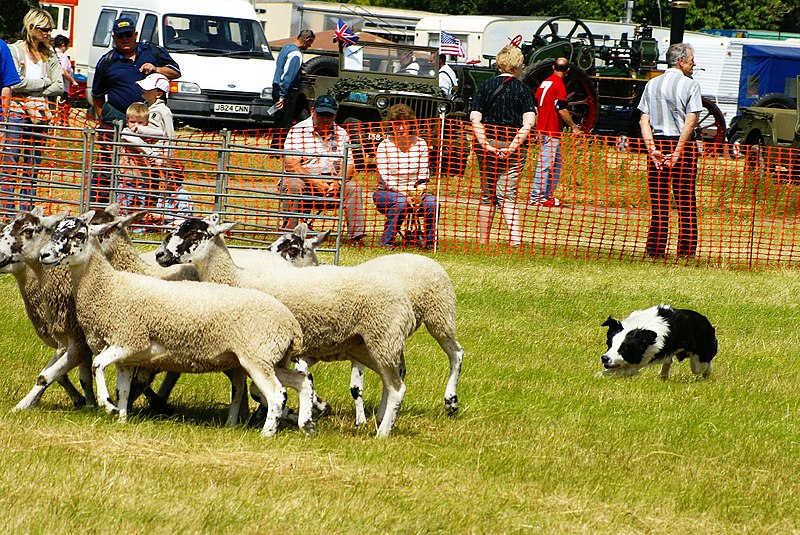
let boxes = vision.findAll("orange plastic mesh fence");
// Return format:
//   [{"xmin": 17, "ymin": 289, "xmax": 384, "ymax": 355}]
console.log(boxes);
[{"xmin": 3, "ymin": 105, "xmax": 800, "ymax": 269}]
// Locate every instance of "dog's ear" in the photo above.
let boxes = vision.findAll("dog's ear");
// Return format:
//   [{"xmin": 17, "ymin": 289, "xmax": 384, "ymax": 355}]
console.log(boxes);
[
  {"xmin": 602, "ymin": 316, "xmax": 623, "ymax": 332},
  {"xmin": 635, "ymin": 329, "xmax": 658, "ymax": 347}
]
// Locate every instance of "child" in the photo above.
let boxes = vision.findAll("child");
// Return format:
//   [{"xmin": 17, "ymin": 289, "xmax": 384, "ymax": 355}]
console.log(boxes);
[
  {"xmin": 156, "ymin": 165, "xmax": 194, "ymax": 227},
  {"xmin": 119, "ymin": 101, "xmax": 166, "ymax": 211},
  {"xmin": 136, "ymin": 72, "xmax": 174, "ymax": 139},
  {"xmin": 53, "ymin": 35, "xmax": 78, "ymax": 92}
]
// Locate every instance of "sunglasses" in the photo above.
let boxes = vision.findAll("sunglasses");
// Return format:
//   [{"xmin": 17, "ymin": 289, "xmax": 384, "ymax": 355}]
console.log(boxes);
[{"xmin": 35, "ymin": 26, "xmax": 53, "ymax": 32}]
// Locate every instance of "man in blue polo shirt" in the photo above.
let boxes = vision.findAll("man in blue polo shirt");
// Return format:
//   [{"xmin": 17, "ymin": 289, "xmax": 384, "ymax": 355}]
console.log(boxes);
[{"xmin": 92, "ymin": 17, "xmax": 180, "ymax": 124}]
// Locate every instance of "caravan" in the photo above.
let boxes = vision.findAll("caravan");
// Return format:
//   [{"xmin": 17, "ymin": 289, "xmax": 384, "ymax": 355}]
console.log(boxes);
[{"xmin": 41, "ymin": 0, "xmax": 278, "ymax": 127}]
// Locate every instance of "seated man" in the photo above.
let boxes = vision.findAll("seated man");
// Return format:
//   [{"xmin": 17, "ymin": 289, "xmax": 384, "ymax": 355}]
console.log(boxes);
[{"xmin": 281, "ymin": 94, "xmax": 366, "ymax": 242}]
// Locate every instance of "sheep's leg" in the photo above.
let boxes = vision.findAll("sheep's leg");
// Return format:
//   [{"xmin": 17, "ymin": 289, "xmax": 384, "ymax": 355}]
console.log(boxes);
[
  {"xmin": 375, "ymin": 374, "xmax": 406, "ymax": 439},
  {"xmin": 432, "ymin": 334, "xmax": 464, "ymax": 416},
  {"xmin": 38, "ymin": 345, "xmax": 86, "ymax": 408},
  {"xmin": 76, "ymin": 349, "xmax": 97, "ymax": 407},
  {"xmin": 245, "ymin": 369, "xmax": 286, "ymax": 437},
  {"xmin": 155, "ymin": 371, "xmax": 181, "ymax": 402},
  {"xmin": 349, "ymin": 362, "xmax": 367, "ymax": 426},
  {"xmin": 92, "ymin": 345, "xmax": 131, "ymax": 415},
  {"xmin": 14, "ymin": 345, "xmax": 85, "ymax": 412},
  {"xmin": 223, "ymin": 368, "xmax": 247, "ymax": 427},
  {"xmin": 296, "ymin": 359, "xmax": 330, "ymax": 416},
  {"xmin": 115, "ymin": 366, "xmax": 135, "ymax": 422},
  {"xmin": 275, "ymin": 367, "xmax": 316, "ymax": 435}
]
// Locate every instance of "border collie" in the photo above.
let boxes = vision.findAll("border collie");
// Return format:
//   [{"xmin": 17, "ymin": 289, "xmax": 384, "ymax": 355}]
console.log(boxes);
[{"xmin": 600, "ymin": 304, "xmax": 717, "ymax": 379}]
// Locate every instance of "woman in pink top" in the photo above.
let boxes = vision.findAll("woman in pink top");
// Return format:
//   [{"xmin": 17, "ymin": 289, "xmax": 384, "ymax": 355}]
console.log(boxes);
[{"xmin": 373, "ymin": 104, "xmax": 437, "ymax": 249}]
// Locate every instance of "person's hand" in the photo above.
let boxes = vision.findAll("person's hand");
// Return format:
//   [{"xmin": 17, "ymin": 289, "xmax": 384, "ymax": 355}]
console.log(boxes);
[
  {"xmin": 648, "ymin": 148, "xmax": 664, "ymax": 169},
  {"xmin": 324, "ymin": 180, "xmax": 337, "ymax": 197},
  {"xmin": 274, "ymin": 98, "xmax": 285, "ymax": 110},
  {"xmin": 139, "ymin": 63, "xmax": 157, "ymax": 75},
  {"xmin": 571, "ymin": 124, "xmax": 582, "ymax": 134},
  {"xmin": 664, "ymin": 150, "xmax": 681, "ymax": 168}
]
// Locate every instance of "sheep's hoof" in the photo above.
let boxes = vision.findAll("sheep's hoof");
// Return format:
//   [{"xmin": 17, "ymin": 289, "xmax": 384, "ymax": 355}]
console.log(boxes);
[
  {"xmin": 314, "ymin": 401, "xmax": 331, "ymax": 417},
  {"xmin": 301, "ymin": 420, "xmax": 317, "ymax": 436},
  {"xmin": 71, "ymin": 396, "xmax": 87, "ymax": 409},
  {"xmin": 444, "ymin": 396, "xmax": 458, "ymax": 416}
]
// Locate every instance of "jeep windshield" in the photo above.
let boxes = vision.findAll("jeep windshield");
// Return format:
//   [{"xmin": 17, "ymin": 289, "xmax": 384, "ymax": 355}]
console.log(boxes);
[
  {"xmin": 341, "ymin": 43, "xmax": 437, "ymax": 80},
  {"xmin": 163, "ymin": 14, "xmax": 273, "ymax": 59}
]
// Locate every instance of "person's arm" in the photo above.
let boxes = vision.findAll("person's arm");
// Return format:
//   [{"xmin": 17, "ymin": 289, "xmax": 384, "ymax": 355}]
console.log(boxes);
[
  {"xmin": 43, "ymin": 55, "xmax": 65, "ymax": 97},
  {"xmin": 140, "ymin": 45, "xmax": 181, "ymax": 79},
  {"xmin": 557, "ymin": 106, "xmax": 580, "ymax": 133},
  {"xmin": 275, "ymin": 50, "xmax": 302, "ymax": 109},
  {"xmin": 470, "ymin": 110, "xmax": 498, "ymax": 154},
  {"xmin": 639, "ymin": 112, "xmax": 662, "ymax": 167},
  {"xmin": 92, "ymin": 96, "xmax": 105, "ymax": 119},
  {"xmin": 1, "ymin": 87, "xmax": 11, "ymax": 121},
  {"xmin": 665, "ymin": 111, "xmax": 698, "ymax": 167},
  {"xmin": 502, "ymin": 111, "xmax": 536, "ymax": 156}
]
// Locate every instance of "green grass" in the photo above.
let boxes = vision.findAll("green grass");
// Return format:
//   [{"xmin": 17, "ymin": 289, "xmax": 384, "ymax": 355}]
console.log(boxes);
[{"xmin": 2, "ymin": 250, "xmax": 800, "ymax": 533}]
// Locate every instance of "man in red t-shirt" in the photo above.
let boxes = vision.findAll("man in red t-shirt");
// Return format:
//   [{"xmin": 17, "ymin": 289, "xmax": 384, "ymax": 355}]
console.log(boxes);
[{"xmin": 530, "ymin": 57, "xmax": 581, "ymax": 207}]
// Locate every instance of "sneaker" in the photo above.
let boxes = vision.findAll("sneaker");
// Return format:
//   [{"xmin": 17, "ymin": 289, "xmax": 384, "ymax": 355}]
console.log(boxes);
[
  {"xmin": 528, "ymin": 195, "xmax": 546, "ymax": 206},
  {"xmin": 538, "ymin": 197, "xmax": 559, "ymax": 207}
]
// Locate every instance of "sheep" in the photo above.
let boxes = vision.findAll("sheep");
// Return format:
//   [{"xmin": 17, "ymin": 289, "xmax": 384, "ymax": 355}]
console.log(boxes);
[
  {"xmin": 38, "ymin": 214, "xmax": 315, "ymax": 436},
  {"xmin": 0, "ymin": 208, "xmax": 96, "ymax": 410},
  {"xmin": 267, "ymin": 229, "xmax": 464, "ymax": 421},
  {"xmin": 155, "ymin": 214, "xmax": 416, "ymax": 437}
]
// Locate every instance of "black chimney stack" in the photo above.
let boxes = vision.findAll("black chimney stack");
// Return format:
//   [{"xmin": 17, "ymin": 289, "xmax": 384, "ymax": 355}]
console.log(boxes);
[{"xmin": 670, "ymin": 1, "xmax": 689, "ymax": 44}]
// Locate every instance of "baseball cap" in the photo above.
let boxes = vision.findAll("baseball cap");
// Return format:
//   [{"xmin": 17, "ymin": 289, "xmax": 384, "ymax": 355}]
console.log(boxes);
[
  {"xmin": 313, "ymin": 94, "xmax": 338, "ymax": 115},
  {"xmin": 112, "ymin": 18, "xmax": 136, "ymax": 35},
  {"xmin": 136, "ymin": 73, "xmax": 170, "ymax": 93}
]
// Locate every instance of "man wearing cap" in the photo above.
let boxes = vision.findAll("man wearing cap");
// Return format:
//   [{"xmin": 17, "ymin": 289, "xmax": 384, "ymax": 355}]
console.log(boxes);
[
  {"xmin": 92, "ymin": 17, "xmax": 180, "ymax": 124},
  {"xmin": 394, "ymin": 49, "xmax": 420, "ymax": 75},
  {"xmin": 282, "ymin": 95, "xmax": 366, "ymax": 242}
]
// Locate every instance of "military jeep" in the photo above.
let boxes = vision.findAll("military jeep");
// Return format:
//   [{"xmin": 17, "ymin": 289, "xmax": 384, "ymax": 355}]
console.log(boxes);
[
  {"xmin": 299, "ymin": 42, "xmax": 466, "ymax": 172},
  {"xmin": 737, "ymin": 75, "xmax": 800, "ymax": 179}
]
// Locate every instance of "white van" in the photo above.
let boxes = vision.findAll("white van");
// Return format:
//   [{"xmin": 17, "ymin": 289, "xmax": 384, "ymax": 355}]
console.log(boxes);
[{"xmin": 75, "ymin": 0, "xmax": 277, "ymax": 127}]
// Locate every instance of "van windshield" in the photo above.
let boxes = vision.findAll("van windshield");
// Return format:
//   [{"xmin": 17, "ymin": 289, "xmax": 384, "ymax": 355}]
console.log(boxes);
[{"xmin": 163, "ymin": 14, "xmax": 272, "ymax": 58}]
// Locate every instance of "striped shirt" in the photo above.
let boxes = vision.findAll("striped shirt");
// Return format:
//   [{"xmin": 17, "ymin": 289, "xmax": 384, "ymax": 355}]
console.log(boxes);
[{"xmin": 637, "ymin": 68, "xmax": 703, "ymax": 137}]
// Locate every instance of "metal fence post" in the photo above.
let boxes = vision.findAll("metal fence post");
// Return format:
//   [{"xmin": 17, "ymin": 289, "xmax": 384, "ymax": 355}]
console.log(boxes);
[
  {"xmin": 215, "ymin": 129, "xmax": 231, "ymax": 214},
  {"xmin": 80, "ymin": 126, "xmax": 94, "ymax": 213}
]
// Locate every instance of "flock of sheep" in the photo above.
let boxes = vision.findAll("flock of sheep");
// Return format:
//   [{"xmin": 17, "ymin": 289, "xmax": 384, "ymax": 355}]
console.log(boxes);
[{"xmin": 0, "ymin": 205, "xmax": 464, "ymax": 437}]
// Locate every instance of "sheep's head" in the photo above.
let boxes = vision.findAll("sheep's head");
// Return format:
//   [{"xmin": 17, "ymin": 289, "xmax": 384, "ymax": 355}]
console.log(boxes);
[
  {"xmin": 0, "ymin": 207, "xmax": 65, "ymax": 271},
  {"xmin": 155, "ymin": 213, "xmax": 235, "ymax": 267},
  {"xmin": 39, "ymin": 212, "xmax": 119, "ymax": 268},
  {"xmin": 268, "ymin": 223, "xmax": 328, "ymax": 267}
]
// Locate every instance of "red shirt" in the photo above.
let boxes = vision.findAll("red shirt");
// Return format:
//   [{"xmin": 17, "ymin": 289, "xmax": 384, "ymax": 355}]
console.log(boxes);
[{"xmin": 534, "ymin": 72, "xmax": 567, "ymax": 134}]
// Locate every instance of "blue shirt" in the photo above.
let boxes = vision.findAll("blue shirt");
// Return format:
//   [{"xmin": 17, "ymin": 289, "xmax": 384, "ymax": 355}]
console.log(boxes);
[
  {"xmin": 272, "ymin": 42, "xmax": 303, "ymax": 97},
  {"xmin": 92, "ymin": 42, "xmax": 180, "ymax": 112},
  {"xmin": 0, "ymin": 39, "xmax": 22, "ymax": 114}
]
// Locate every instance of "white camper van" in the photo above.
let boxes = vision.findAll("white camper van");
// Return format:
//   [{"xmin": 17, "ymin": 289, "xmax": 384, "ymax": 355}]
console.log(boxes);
[{"xmin": 68, "ymin": 0, "xmax": 277, "ymax": 127}]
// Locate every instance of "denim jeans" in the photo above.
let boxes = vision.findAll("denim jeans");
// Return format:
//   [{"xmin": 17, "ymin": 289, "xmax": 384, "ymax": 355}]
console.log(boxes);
[
  {"xmin": 531, "ymin": 135, "xmax": 563, "ymax": 201},
  {"xmin": 1, "ymin": 115, "xmax": 43, "ymax": 212},
  {"xmin": 373, "ymin": 188, "xmax": 437, "ymax": 247}
]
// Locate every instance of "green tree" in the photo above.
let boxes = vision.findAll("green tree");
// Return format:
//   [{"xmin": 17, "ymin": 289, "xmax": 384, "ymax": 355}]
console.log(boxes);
[{"xmin": 0, "ymin": 0, "xmax": 36, "ymax": 41}]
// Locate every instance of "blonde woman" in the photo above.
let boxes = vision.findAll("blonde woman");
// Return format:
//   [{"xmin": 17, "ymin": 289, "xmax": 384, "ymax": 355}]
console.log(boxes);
[
  {"xmin": 3, "ymin": 9, "xmax": 63, "ymax": 211},
  {"xmin": 469, "ymin": 44, "xmax": 536, "ymax": 246}
]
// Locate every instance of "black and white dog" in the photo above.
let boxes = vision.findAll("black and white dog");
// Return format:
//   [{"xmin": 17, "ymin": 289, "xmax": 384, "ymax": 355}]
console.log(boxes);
[{"xmin": 600, "ymin": 304, "xmax": 717, "ymax": 379}]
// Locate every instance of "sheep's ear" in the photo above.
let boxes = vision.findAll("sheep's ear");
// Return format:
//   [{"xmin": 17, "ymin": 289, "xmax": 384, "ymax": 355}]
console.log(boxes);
[
  {"xmin": 41, "ymin": 212, "xmax": 67, "ymax": 230},
  {"xmin": 104, "ymin": 203, "xmax": 121, "ymax": 217},
  {"xmin": 204, "ymin": 213, "xmax": 221, "ymax": 227},
  {"xmin": 115, "ymin": 211, "xmax": 147, "ymax": 229},
  {"xmin": 89, "ymin": 220, "xmax": 121, "ymax": 238},
  {"xmin": 79, "ymin": 210, "xmax": 96, "ymax": 224},
  {"xmin": 293, "ymin": 222, "xmax": 309, "ymax": 240},
  {"xmin": 211, "ymin": 221, "xmax": 237, "ymax": 236},
  {"xmin": 31, "ymin": 206, "xmax": 45, "ymax": 218},
  {"xmin": 308, "ymin": 229, "xmax": 330, "ymax": 249}
]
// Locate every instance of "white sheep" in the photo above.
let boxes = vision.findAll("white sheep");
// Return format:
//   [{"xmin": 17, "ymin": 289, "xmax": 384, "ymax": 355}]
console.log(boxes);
[
  {"xmin": 266, "ymin": 228, "xmax": 464, "ymax": 421},
  {"xmin": 0, "ymin": 208, "xmax": 96, "ymax": 410},
  {"xmin": 155, "ymin": 214, "xmax": 416, "ymax": 437},
  {"xmin": 38, "ymin": 214, "xmax": 315, "ymax": 436}
]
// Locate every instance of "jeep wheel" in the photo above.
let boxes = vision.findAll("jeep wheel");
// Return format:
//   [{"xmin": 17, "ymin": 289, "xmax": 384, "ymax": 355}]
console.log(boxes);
[
  {"xmin": 751, "ymin": 93, "xmax": 796, "ymax": 109},
  {"xmin": 303, "ymin": 55, "xmax": 339, "ymax": 77}
]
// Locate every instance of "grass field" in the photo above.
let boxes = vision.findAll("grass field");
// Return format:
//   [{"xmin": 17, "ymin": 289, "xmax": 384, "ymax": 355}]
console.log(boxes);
[{"xmin": 1, "ymin": 248, "xmax": 799, "ymax": 533}]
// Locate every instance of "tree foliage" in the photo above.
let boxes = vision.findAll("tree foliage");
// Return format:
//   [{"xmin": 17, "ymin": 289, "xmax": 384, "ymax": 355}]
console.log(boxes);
[
  {"xmin": 0, "ymin": 0, "xmax": 36, "ymax": 42},
  {"xmin": 378, "ymin": 0, "xmax": 796, "ymax": 32}
]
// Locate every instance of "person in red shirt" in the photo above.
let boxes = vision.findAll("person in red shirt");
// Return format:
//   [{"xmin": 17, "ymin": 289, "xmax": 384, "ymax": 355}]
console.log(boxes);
[{"xmin": 530, "ymin": 57, "xmax": 581, "ymax": 207}]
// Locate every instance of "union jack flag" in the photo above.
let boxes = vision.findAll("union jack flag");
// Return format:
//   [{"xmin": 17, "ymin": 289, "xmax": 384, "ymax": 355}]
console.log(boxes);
[
  {"xmin": 334, "ymin": 18, "xmax": 359, "ymax": 47},
  {"xmin": 440, "ymin": 31, "xmax": 465, "ymax": 58}
]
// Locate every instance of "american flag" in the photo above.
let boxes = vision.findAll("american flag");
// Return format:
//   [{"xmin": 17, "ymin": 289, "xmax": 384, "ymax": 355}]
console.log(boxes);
[
  {"xmin": 333, "ymin": 18, "xmax": 359, "ymax": 47},
  {"xmin": 440, "ymin": 31, "xmax": 465, "ymax": 58}
]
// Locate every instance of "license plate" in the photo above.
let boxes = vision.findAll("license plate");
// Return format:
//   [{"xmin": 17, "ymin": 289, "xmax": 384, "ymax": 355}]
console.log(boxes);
[
  {"xmin": 213, "ymin": 103, "xmax": 250, "ymax": 114},
  {"xmin": 348, "ymin": 91, "xmax": 368, "ymax": 104}
]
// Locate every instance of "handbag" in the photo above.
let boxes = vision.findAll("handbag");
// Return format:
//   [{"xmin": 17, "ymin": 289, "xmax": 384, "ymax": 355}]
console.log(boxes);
[{"xmin": 23, "ymin": 96, "xmax": 55, "ymax": 125}]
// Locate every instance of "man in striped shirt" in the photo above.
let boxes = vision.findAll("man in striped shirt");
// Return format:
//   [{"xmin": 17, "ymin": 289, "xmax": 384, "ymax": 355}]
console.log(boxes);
[{"xmin": 638, "ymin": 43, "xmax": 703, "ymax": 259}]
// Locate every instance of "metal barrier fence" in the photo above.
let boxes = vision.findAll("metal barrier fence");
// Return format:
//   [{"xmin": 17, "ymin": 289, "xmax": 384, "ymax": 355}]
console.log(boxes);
[{"xmin": 3, "ymin": 106, "xmax": 800, "ymax": 269}]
